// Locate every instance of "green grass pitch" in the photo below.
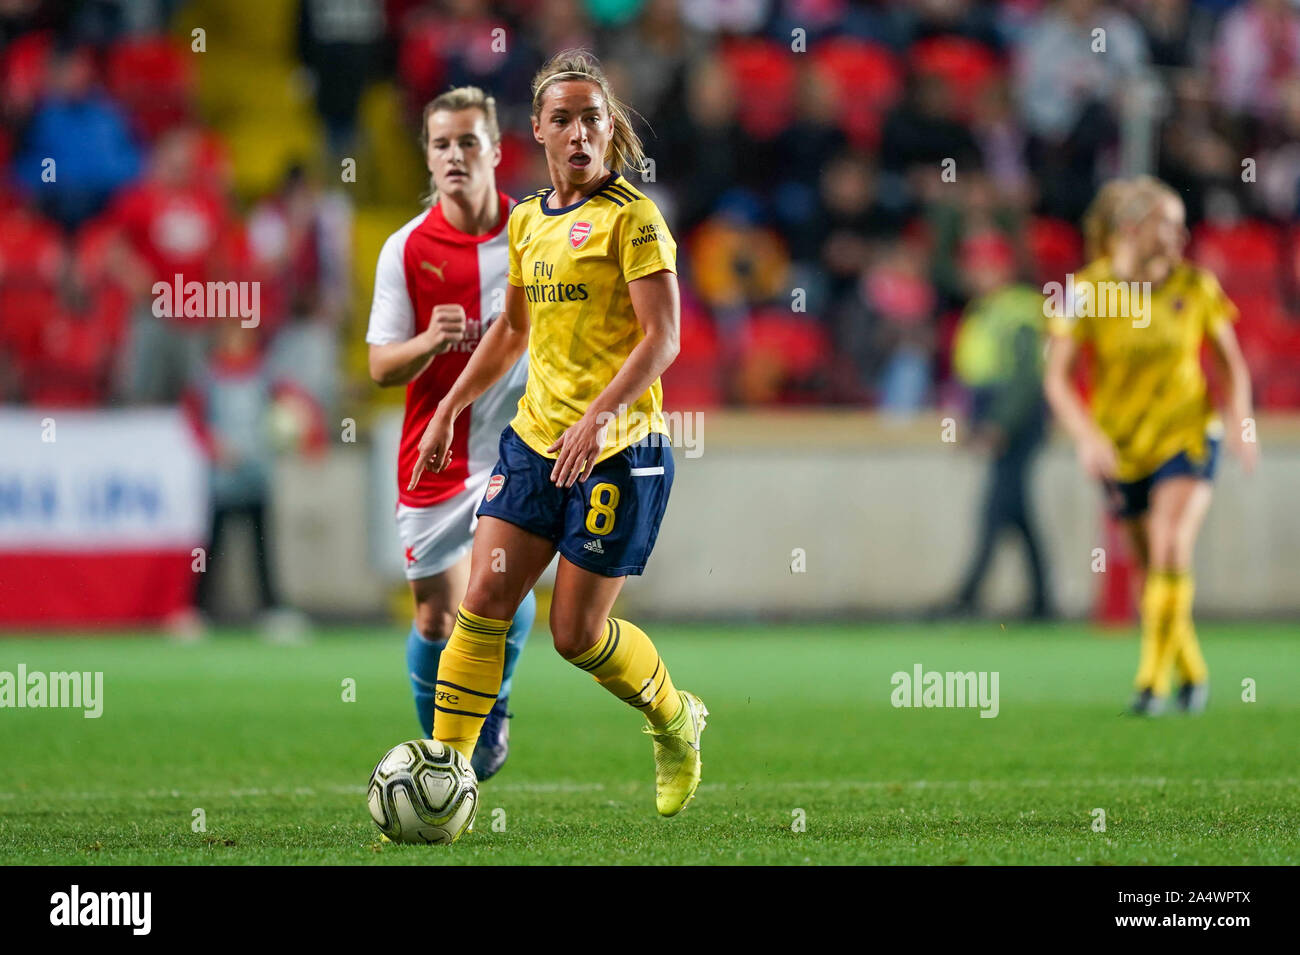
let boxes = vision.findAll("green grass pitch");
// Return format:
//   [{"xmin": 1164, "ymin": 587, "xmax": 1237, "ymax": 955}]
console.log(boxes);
[{"xmin": 0, "ymin": 622, "xmax": 1295, "ymax": 865}]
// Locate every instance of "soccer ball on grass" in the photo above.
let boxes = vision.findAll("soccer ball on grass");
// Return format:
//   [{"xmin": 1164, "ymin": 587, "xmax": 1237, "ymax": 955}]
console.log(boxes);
[{"xmin": 367, "ymin": 739, "xmax": 477, "ymax": 844}]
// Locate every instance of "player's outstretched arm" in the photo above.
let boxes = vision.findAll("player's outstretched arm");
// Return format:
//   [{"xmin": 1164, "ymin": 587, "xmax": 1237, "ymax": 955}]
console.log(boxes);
[
  {"xmin": 1207, "ymin": 319, "xmax": 1258, "ymax": 475},
  {"xmin": 408, "ymin": 283, "xmax": 530, "ymax": 489},
  {"xmin": 369, "ymin": 304, "xmax": 467, "ymax": 387},
  {"xmin": 1043, "ymin": 332, "xmax": 1119, "ymax": 480},
  {"xmin": 548, "ymin": 269, "xmax": 681, "ymax": 487}
]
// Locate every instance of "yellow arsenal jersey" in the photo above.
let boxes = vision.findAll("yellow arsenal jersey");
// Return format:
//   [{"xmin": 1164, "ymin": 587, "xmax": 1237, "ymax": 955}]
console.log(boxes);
[
  {"xmin": 506, "ymin": 172, "xmax": 676, "ymax": 462},
  {"xmin": 1047, "ymin": 258, "xmax": 1238, "ymax": 482}
]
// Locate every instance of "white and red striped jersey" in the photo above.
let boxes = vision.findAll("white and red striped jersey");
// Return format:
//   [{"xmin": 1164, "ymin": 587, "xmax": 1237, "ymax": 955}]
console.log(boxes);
[{"xmin": 366, "ymin": 192, "xmax": 527, "ymax": 508}]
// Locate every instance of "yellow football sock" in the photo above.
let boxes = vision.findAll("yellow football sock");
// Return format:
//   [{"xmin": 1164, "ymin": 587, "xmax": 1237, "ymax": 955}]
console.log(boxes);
[
  {"xmin": 1168, "ymin": 571, "xmax": 1209, "ymax": 686},
  {"xmin": 1135, "ymin": 571, "xmax": 1176, "ymax": 696},
  {"xmin": 568, "ymin": 618, "xmax": 683, "ymax": 728},
  {"xmin": 431, "ymin": 606, "xmax": 510, "ymax": 761}
]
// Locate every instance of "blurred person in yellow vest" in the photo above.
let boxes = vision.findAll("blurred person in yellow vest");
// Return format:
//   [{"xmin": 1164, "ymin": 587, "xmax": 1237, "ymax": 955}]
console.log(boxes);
[{"xmin": 938, "ymin": 231, "xmax": 1054, "ymax": 620}]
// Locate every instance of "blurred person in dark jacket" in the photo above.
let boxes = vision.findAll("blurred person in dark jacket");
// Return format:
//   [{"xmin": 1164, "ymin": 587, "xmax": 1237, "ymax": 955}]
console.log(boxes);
[
  {"xmin": 298, "ymin": 0, "xmax": 384, "ymax": 157},
  {"xmin": 940, "ymin": 232, "xmax": 1054, "ymax": 619}
]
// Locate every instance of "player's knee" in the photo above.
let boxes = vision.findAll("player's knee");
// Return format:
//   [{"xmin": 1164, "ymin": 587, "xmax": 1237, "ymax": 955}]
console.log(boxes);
[
  {"xmin": 461, "ymin": 576, "xmax": 516, "ymax": 623},
  {"xmin": 549, "ymin": 603, "xmax": 603, "ymax": 659},
  {"xmin": 1146, "ymin": 515, "xmax": 1194, "ymax": 573},
  {"xmin": 413, "ymin": 602, "xmax": 454, "ymax": 643}
]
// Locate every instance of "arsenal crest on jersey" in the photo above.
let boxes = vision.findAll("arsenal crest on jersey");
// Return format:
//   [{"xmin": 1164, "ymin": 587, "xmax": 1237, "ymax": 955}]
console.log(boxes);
[
  {"xmin": 569, "ymin": 221, "xmax": 592, "ymax": 249},
  {"xmin": 485, "ymin": 473, "xmax": 506, "ymax": 502}
]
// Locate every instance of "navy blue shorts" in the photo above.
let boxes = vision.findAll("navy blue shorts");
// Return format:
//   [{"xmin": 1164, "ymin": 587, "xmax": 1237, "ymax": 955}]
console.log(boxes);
[
  {"xmin": 475, "ymin": 426, "xmax": 674, "ymax": 577},
  {"xmin": 1105, "ymin": 438, "xmax": 1220, "ymax": 519}
]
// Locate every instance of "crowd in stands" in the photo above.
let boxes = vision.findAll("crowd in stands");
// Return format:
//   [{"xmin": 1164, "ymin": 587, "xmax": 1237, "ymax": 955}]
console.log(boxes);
[{"xmin": 2, "ymin": 0, "xmax": 1300, "ymax": 426}]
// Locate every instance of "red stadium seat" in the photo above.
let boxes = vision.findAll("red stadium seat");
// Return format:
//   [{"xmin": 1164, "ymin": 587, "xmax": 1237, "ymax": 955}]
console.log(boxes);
[
  {"xmin": 909, "ymin": 36, "xmax": 1001, "ymax": 120},
  {"xmin": 1286, "ymin": 225, "xmax": 1300, "ymax": 290},
  {"xmin": 736, "ymin": 309, "xmax": 831, "ymax": 404},
  {"xmin": 0, "ymin": 209, "xmax": 65, "ymax": 369},
  {"xmin": 73, "ymin": 215, "xmax": 123, "ymax": 285},
  {"xmin": 397, "ymin": 21, "xmax": 448, "ymax": 106},
  {"xmin": 662, "ymin": 297, "xmax": 722, "ymax": 410},
  {"xmin": 722, "ymin": 39, "xmax": 798, "ymax": 140},
  {"xmin": 1249, "ymin": 307, "xmax": 1300, "ymax": 409},
  {"xmin": 0, "ymin": 285, "xmax": 58, "ymax": 359},
  {"xmin": 0, "ymin": 30, "xmax": 53, "ymax": 114},
  {"xmin": 21, "ymin": 302, "xmax": 117, "ymax": 407},
  {"xmin": 72, "ymin": 217, "xmax": 132, "ymax": 348},
  {"xmin": 1259, "ymin": 368, "xmax": 1300, "ymax": 408},
  {"xmin": 1227, "ymin": 291, "xmax": 1300, "ymax": 409},
  {"xmin": 105, "ymin": 36, "xmax": 194, "ymax": 140},
  {"xmin": 811, "ymin": 38, "xmax": 901, "ymax": 149},
  {"xmin": 1189, "ymin": 221, "xmax": 1282, "ymax": 297},
  {"xmin": 1027, "ymin": 217, "xmax": 1083, "ymax": 286},
  {"xmin": 0, "ymin": 207, "xmax": 65, "ymax": 285}
]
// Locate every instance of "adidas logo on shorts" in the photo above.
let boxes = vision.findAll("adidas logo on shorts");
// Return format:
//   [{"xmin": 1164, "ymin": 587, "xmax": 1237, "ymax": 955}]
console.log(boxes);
[{"xmin": 583, "ymin": 539, "xmax": 604, "ymax": 555}]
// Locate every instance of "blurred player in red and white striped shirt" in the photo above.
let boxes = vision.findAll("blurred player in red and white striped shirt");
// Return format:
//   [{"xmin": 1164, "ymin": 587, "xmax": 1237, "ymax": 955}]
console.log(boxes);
[{"xmin": 366, "ymin": 87, "xmax": 533, "ymax": 780}]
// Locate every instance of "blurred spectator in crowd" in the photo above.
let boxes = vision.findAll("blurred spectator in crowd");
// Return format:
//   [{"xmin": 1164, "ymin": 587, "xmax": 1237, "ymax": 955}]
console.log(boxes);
[
  {"xmin": 397, "ymin": 0, "xmax": 534, "ymax": 120},
  {"xmin": 1015, "ymin": 0, "xmax": 1149, "ymax": 220},
  {"xmin": 920, "ymin": 165, "xmax": 1024, "ymax": 313},
  {"xmin": 818, "ymin": 152, "xmax": 902, "ymax": 308},
  {"xmin": 0, "ymin": 201, "xmax": 66, "ymax": 399},
  {"xmin": 246, "ymin": 163, "xmax": 352, "ymax": 337},
  {"xmin": 109, "ymin": 125, "xmax": 237, "ymax": 403},
  {"xmin": 1257, "ymin": 75, "xmax": 1300, "ymax": 222},
  {"xmin": 1133, "ymin": 0, "xmax": 1215, "ymax": 69},
  {"xmin": 880, "ymin": 70, "xmax": 980, "ymax": 197},
  {"xmin": 860, "ymin": 239, "xmax": 937, "ymax": 414},
  {"xmin": 528, "ymin": 0, "xmax": 597, "ymax": 64},
  {"xmin": 64, "ymin": 0, "xmax": 182, "ymax": 44},
  {"xmin": 187, "ymin": 320, "xmax": 317, "ymax": 636},
  {"xmin": 605, "ymin": 0, "xmax": 703, "ymax": 130},
  {"xmin": 1156, "ymin": 70, "xmax": 1242, "ymax": 225},
  {"xmin": 187, "ymin": 321, "xmax": 279, "ymax": 624},
  {"xmin": 297, "ymin": 0, "xmax": 385, "ymax": 158},
  {"xmin": 265, "ymin": 277, "xmax": 341, "ymax": 419},
  {"xmin": 660, "ymin": 56, "xmax": 745, "ymax": 233},
  {"xmin": 897, "ymin": 0, "xmax": 1005, "ymax": 50},
  {"xmin": 0, "ymin": 0, "xmax": 46, "ymax": 47},
  {"xmin": 13, "ymin": 44, "xmax": 141, "ymax": 226},
  {"xmin": 1213, "ymin": 0, "xmax": 1300, "ymax": 121},
  {"xmin": 687, "ymin": 192, "xmax": 790, "ymax": 328},
  {"xmin": 680, "ymin": 0, "xmax": 769, "ymax": 35},
  {"xmin": 970, "ymin": 79, "xmax": 1032, "ymax": 209},
  {"xmin": 940, "ymin": 232, "xmax": 1052, "ymax": 619},
  {"xmin": 773, "ymin": 63, "xmax": 848, "ymax": 265}
]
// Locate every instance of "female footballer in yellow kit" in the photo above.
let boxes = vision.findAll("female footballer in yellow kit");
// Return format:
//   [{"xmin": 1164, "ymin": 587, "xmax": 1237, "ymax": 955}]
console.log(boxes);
[
  {"xmin": 1044, "ymin": 176, "xmax": 1257, "ymax": 715},
  {"xmin": 408, "ymin": 51, "xmax": 706, "ymax": 815}
]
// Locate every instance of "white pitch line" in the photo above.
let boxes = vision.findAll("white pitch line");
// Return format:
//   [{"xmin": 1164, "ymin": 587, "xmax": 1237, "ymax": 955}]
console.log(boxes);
[{"xmin": 0, "ymin": 777, "xmax": 1294, "ymax": 802}]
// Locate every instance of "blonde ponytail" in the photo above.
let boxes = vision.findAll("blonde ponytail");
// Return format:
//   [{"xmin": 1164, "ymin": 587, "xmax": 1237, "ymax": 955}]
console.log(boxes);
[{"xmin": 530, "ymin": 49, "xmax": 647, "ymax": 175}]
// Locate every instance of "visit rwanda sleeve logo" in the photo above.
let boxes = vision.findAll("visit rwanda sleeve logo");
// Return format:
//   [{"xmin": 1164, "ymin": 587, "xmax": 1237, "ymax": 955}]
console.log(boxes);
[{"xmin": 569, "ymin": 221, "xmax": 592, "ymax": 249}]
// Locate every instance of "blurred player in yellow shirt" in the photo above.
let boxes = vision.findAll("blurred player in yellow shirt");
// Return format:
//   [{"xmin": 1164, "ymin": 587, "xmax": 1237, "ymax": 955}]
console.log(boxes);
[{"xmin": 1044, "ymin": 177, "xmax": 1257, "ymax": 715}]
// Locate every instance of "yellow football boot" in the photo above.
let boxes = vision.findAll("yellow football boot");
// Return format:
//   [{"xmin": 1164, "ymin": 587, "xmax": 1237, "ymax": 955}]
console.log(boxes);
[{"xmin": 642, "ymin": 690, "xmax": 708, "ymax": 816}]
